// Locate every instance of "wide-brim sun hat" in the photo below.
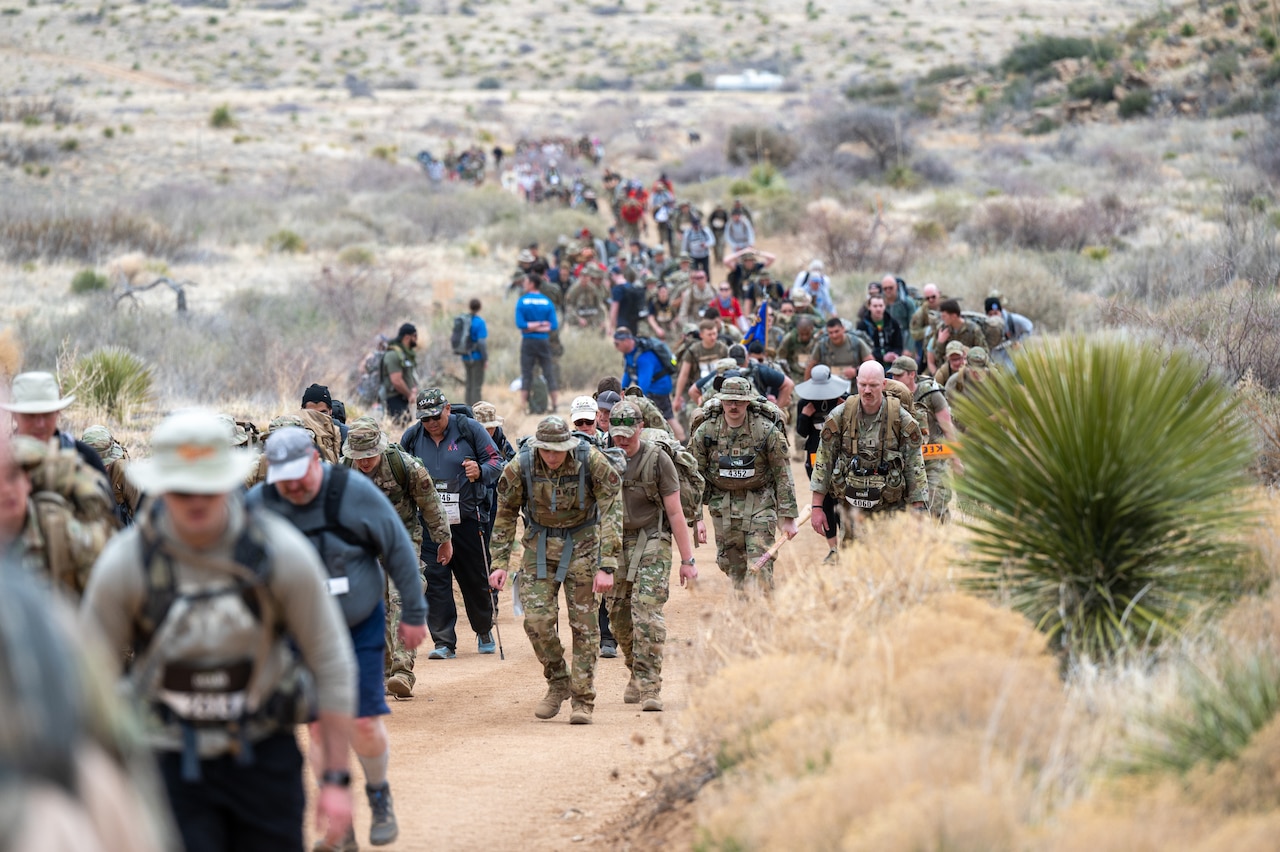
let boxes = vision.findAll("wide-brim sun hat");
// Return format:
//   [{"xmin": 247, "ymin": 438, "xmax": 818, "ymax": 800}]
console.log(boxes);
[
  {"xmin": 1, "ymin": 371, "xmax": 75, "ymax": 414},
  {"xmin": 794, "ymin": 365, "xmax": 850, "ymax": 401},
  {"xmin": 127, "ymin": 410, "xmax": 258, "ymax": 495}
]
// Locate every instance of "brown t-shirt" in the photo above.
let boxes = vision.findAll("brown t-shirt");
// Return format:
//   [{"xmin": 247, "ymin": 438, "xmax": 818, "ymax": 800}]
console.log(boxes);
[
  {"xmin": 622, "ymin": 442, "xmax": 680, "ymax": 531},
  {"xmin": 682, "ymin": 341, "xmax": 729, "ymax": 382}
]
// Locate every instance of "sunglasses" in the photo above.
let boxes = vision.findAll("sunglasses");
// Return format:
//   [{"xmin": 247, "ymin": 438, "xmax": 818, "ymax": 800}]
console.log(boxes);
[
  {"xmin": 419, "ymin": 413, "xmax": 444, "ymax": 422},
  {"xmin": 718, "ymin": 286, "xmax": 732, "ymax": 292},
  {"xmin": 573, "ymin": 419, "xmax": 595, "ymax": 428},
  {"xmin": 609, "ymin": 416, "xmax": 640, "ymax": 427}
]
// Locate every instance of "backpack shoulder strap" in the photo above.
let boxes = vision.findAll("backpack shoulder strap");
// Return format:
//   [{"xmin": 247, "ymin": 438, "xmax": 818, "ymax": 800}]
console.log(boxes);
[
  {"xmin": 385, "ymin": 446, "xmax": 410, "ymax": 493},
  {"xmin": 323, "ymin": 465, "xmax": 350, "ymax": 539}
]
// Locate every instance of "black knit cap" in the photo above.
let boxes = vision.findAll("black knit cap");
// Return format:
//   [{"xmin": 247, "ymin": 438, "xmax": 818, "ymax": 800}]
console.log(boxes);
[{"xmin": 301, "ymin": 383, "xmax": 331, "ymax": 407}]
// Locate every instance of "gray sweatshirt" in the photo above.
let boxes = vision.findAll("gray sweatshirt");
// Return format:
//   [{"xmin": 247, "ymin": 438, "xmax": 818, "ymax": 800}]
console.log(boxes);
[{"xmin": 247, "ymin": 465, "xmax": 428, "ymax": 628}]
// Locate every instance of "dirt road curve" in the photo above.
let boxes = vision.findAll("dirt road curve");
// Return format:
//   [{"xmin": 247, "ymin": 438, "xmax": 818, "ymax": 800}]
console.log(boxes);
[{"xmin": 0, "ymin": 46, "xmax": 194, "ymax": 90}]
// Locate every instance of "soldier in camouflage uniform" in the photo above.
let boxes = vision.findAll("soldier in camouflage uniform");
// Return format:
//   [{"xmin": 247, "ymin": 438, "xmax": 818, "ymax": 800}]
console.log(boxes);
[
  {"xmin": 566, "ymin": 265, "xmax": 611, "ymax": 331},
  {"xmin": 606, "ymin": 402, "xmax": 696, "ymax": 711},
  {"xmin": 776, "ymin": 316, "xmax": 819, "ymax": 386},
  {"xmin": 1, "ymin": 435, "xmax": 114, "ymax": 598},
  {"xmin": 82, "ymin": 424, "xmax": 141, "ymax": 525},
  {"xmin": 342, "ymin": 416, "xmax": 454, "ymax": 698},
  {"xmin": 689, "ymin": 377, "xmax": 799, "ymax": 590},
  {"xmin": 488, "ymin": 417, "xmax": 623, "ymax": 725},
  {"xmin": 931, "ymin": 298, "xmax": 986, "ymax": 371},
  {"xmin": 889, "ymin": 357, "xmax": 958, "ymax": 521},
  {"xmin": 810, "ymin": 362, "xmax": 928, "ymax": 539}
]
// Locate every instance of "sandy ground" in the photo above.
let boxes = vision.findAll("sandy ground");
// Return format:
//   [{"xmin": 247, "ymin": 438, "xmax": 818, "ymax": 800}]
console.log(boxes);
[{"xmin": 301, "ymin": 407, "xmax": 829, "ymax": 851}]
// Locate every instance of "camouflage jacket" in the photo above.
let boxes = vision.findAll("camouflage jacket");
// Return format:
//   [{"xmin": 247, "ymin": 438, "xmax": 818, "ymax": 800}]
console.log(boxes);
[
  {"xmin": 490, "ymin": 444, "xmax": 622, "ymax": 573},
  {"xmin": 777, "ymin": 330, "xmax": 818, "ymax": 381},
  {"xmin": 4, "ymin": 497, "xmax": 111, "ymax": 599},
  {"xmin": 348, "ymin": 447, "xmax": 452, "ymax": 547},
  {"xmin": 566, "ymin": 279, "xmax": 609, "ymax": 318},
  {"xmin": 913, "ymin": 376, "xmax": 950, "ymax": 448},
  {"xmin": 689, "ymin": 410, "xmax": 798, "ymax": 520},
  {"xmin": 810, "ymin": 397, "xmax": 926, "ymax": 506},
  {"xmin": 931, "ymin": 320, "xmax": 986, "ymax": 364}
]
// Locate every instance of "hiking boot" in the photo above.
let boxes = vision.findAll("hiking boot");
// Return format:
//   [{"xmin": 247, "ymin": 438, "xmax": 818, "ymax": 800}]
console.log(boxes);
[
  {"xmin": 623, "ymin": 675, "xmax": 640, "ymax": 704},
  {"xmin": 641, "ymin": 693, "xmax": 664, "ymax": 712},
  {"xmin": 477, "ymin": 631, "xmax": 497, "ymax": 655},
  {"xmin": 822, "ymin": 548, "xmax": 839, "ymax": 565},
  {"xmin": 600, "ymin": 638, "xmax": 618, "ymax": 659},
  {"xmin": 366, "ymin": 782, "xmax": 398, "ymax": 846},
  {"xmin": 385, "ymin": 673, "xmax": 413, "ymax": 700},
  {"xmin": 426, "ymin": 644, "xmax": 456, "ymax": 660},
  {"xmin": 569, "ymin": 701, "xmax": 594, "ymax": 725},
  {"xmin": 312, "ymin": 826, "xmax": 357, "ymax": 852},
  {"xmin": 534, "ymin": 682, "xmax": 571, "ymax": 719}
]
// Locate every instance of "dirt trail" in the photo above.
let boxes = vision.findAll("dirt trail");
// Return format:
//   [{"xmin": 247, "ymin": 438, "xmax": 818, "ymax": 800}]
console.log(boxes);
[
  {"xmin": 0, "ymin": 46, "xmax": 194, "ymax": 90},
  {"xmin": 305, "ymin": 407, "xmax": 828, "ymax": 850}
]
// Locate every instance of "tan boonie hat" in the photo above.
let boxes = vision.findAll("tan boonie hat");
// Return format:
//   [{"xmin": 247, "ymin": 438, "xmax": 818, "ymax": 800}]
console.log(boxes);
[
  {"xmin": 128, "ymin": 410, "xmax": 258, "ymax": 495},
  {"xmin": 718, "ymin": 376, "xmax": 756, "ymax": 401},
  {"xmin": 1, "ymin": 372, "xmax": 74, "ymax": 414},
  {"xmin": 966, "ymin": 347, "xmax": 990, "ymax": 368},
  {"xmin": 81, "ymin": 425, "xmax": 125, "ymax": 462},
  {"xmin": 472, "ymin": 401, "xmax": 503, "ymax": 429},
  {"xmin": 945, "ymin": 341, "xmax": 969, "ymax": 357},
  {"xmin": 269, "ymin": 414, "xmax": 306, "ymax": 432},
  {"xmin": 529, "ymin": 416, "xmax": 579, "ymax": 452},
  {"xmin": 607, "ymin": 400, "xmax": 642, "ymax": 439},
  {"xmin": 216, "ymin": 413, "xmax": 250, "ymax": 447},
  {"xmin": 889, "ymin": 356, "xmax": 919, "ymax": 375},
  {"xmin": 342, "ymin": 417, "xmax": 388, "ymax": 461}
]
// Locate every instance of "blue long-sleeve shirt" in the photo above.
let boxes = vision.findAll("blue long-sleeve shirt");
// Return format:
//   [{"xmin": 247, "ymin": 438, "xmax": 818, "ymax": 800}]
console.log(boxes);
[
  {"xmin": 515, "ymin": 291, "xmax": 558, "ymax": 339},
  {"xmin": 463, "ymin": 315, "xmax": 488, "ymax": 361},
  {"xmin": 624, "ymin": 346, "xmax": 673, "ymax": 396}
]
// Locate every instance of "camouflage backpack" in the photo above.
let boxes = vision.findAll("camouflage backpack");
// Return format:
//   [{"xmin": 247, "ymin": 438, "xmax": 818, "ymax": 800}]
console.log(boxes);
[
  {"xmin": 634, "ymin": 427, "xmax": 704, "ymax": 526},
  {"xmin": 689, "ymin": 396, "xmax": 789, "ymax": 447},
  {"xmin": 962, "ymin": 310, "xmax": 1007, "ymax": 350},
  {"xmin": 885, "ymin": 377, "xmax": 928, "ymax": 440}
]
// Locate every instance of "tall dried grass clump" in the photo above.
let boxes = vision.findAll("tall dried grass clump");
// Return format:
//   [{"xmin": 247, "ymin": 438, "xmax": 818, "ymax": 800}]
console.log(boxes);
[
  {"xmin": 963, "ymin": 195, "xmax": 1139, "ymax": 252},
  {"xmin": 954, "ymin": 334, "xmax": 1257, "ymax": 660},
  {"xmin": 0, "ymin": 211, "xmax": 191, "ymax": 263}
]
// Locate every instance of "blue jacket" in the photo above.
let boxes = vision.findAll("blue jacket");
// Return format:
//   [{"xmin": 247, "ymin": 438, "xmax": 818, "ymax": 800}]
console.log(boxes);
[
  {"xmin": 623, "ymin": 346, "xmax": 673, "ymax": 396},
  {"xmin": 463, "ymin": 315, "xmax": 488, "ymax": 362},
  {"xmin": 515, "ymin": 292, "xmax": 558, "ymax": 340}
]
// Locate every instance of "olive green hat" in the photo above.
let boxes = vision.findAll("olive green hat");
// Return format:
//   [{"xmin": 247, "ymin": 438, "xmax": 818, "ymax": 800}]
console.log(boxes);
[
  {"xmin": 966, "ymin": 347, "xmax": 989, "ymax": 368},
  {"xmin": 529, "ymin": 416, "xmax": 579, "ymax": 452},
  {"xmin": 718, "ymin": 376, "xmax": 756, "ymax": 401},
  {"xmin": 342, "ymin": 417, "xmax": 388, "ymax": 461}
]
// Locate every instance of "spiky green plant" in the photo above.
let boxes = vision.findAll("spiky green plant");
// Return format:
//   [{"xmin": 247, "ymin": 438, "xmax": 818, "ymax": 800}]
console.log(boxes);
[
  {"xmin": 69, "ymin": 346, "xmax": 153, "ymax": 418},
  {"xmin": 1121, "ymin": 652, "xmax": 1280, "ymax": 775},
  {"xmin": 954, "ymin": 334, "xmax": 1257, "ymax": 660}
]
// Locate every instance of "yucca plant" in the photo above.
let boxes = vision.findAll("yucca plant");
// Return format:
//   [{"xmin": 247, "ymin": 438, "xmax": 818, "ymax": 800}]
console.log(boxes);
[
  {"xmin": 69, "ymin": 346, "xmax": 154, "ymax": 419},
  {"xmin": 954, "ymin": 334, "xmax": 1257, "ymax": 660},
  {"xmin": 1121, "ymin": 651, "xmax": 1280, "ymax": 775}
]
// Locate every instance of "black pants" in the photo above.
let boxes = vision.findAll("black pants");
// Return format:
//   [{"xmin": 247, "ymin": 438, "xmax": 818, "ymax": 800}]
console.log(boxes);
[
  {"xmin": 691, "ymin": 255, "xmax": 710, "ymax": 278},
  {"xmin": 598, "ymin": 598, "xmax": 614, "ymax": 643},
  {"xmin": 422, "ymin": 516, "xmax": 495, "ymax": 650},
  {"xmin": 159, "ymin": 732, "xmax": 305, "ymax": 852},
  {"xmin": 386, "ymin": 393, "xmax": 411, "ymax": 424}
]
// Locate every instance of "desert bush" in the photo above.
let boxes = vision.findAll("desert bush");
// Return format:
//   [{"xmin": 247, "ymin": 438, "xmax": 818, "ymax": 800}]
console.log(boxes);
[
  {"xmin": 725, "ymin": 123, "xmax": 799, "ymax": 169},
  {"xmin": 338, "ymin": 245, "xmax": 375, "ymax": 266},
  {"xmin": 801, "ymin": 106, "xmax": 913, "ymax": 177},
  {"xmin": 1251, "ymin": 108, "xmax": 1280, "ymax": 182},
  {"xmin": 920, "ymin": 63, "xmax": 971, "ymax": 84},
  {"xmin": 1001, "ymin": 35, "xmax": 1117, "ymax": 76},
  {"xmin": 1118, "ymin": 89, "xmax": 1153, "ymax": 118},
  {"xmin": 267, "ymin": 229, "xmax": 306, "ymax": 253},
  {"xmin": 0, "ymin": 211, "xmax": 190, "ymax": 263},
  {"xmin": 660, "ymin": 142, "xmax": 734, "ymax": 184},
  {"xmin": 963, "ymin": 194, "xmax": 1140, "ymax": 252},
  {"xmin": 956, "ymin": 334, "xmax": 1257, "ymax": 660},
  {"xmin": 209, "ymin": 104, "xmax": 236, "ymax": 129},
  {"xmin": 0, "ymin": 136, "xmax": 61, "ymax": 167},
  {"xmin": 67, "ymin": 346, "xmax": 154, "ymax": 418},
  {"xmin": 801, "ymin": 198, "xmax": 918, "ymax": 275},
  {"xmin": 842, "ymin": 77, "xmax": 901, "ymax": 103},
  {"xmin": 908, "ymin": 152, "xmax": 956, "ymax": 185},
  {"xmin": 70, "ymin": 269, "xmax": 108, "ymax": 294}
]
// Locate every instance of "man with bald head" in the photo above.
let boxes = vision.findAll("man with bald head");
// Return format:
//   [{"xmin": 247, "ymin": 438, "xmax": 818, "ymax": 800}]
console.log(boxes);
[
  {"xmin": 809, "ymin": 361, "xmax": 927, "ymax": 538},
  {"xmin": 910, "ymin": 283, "xmax": 941, "ymax": 367}
]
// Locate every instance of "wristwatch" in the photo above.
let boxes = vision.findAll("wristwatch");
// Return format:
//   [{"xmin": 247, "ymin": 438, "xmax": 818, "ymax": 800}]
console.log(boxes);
[
  {"xmin": 681, "ymin": 558, "xmax": 696, "ymax": 566},
  {"xmin": 321, "ymin": 769, "xmax": 352, "ymax": 788}
]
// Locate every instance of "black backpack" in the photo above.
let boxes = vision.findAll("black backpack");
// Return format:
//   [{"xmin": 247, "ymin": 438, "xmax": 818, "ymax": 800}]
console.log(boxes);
[
  {"xmin": 634, "ymin": 336, "xmax": 679, "ymax": 379},
  {"xmin": 450, "ymin": 314, "xmax": 473, "ymax": 356}
]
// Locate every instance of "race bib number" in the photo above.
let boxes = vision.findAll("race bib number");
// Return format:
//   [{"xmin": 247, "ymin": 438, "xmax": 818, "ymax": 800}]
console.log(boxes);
[
  {"xmin": 846, "ymin": 497, "xmax": 880, "ymax": 509},
  {"xmin": 440, "ymin": 491, "xmax": 461, "ymax": 525},
  {"xmin": 159, "ymin": 661, "xmax": 252, "ymax": 722},
  {"xmin": 159, "ymin": 689, "xmax": 248, "ymax": 722},
  {"xmin": 719, "ymin": 467, "xmax": 757, "ymax": 479},
  {"xmin": 699, "ymin": 361, "xmax": 716, "ymax": 378},
  {"xmin": 719, "ymin": 453, "xmax": 756, "ymax": 480},
  {"xmin": 796, "ymin": 353, "xmax": 811, "ymax": 369},
  {"xmin": 327, "ymin": 576, "xmax": 350, "ymax": 596}
]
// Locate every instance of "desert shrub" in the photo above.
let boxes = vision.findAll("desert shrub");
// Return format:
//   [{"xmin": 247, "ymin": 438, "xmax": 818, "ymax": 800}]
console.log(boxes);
[
  {"xmin": 909, "ymin": 152, "xmax": 956, "ymax": 185},
  {"xmin": 963, "ymin": 195, "xmax": 1140, "ymax": 252},
  {"xmin": 920, "ymin": 63, "xmax": 970, "ymax": 84},
  {"xmin": 956, "ymin": 334, "xmax": 1257, "ymax": 660},
  {"xmin": 843, "ymin": 78, "xmax": 901, "ymax": 102},
  {"xmin": 1119, "ymin": 89, "xmax": 1153, "ymax": 118},
  {"xmin": 0, "ymin": 136, "xmax": 61, "ymax": 167},
  {"xmin": 660, "ymin": 143, "xmax": 733, "ymax": 184},
  {"xmin": 209, "ymin": 104, "xmax": 236, "ymax": 129},
  {"xmin": 476, "ymin": 76, "xmax": 502, "ymax": 90},
  {"xmin": 1001, "ymin": 35, "xmax": 1117, "ymax": 76},
  {"xmin": 67, "ymin": 346, "xmax": 154, "ymax": 418},
  {"xmin": 384, "ymin": 185, "xmax": 525, "ymax": 245},
  {"xmin": 725, "ymin": 123, "xmax": 799, "ymax": 169},
  {"xmin": 1123, "ymin": 652, "xmax": 1280, "ymax": 775},
  {"xmin": 1067, "ymin": 74, "xmax": 1119, "ymax": 102},
  {"xmin": 801, "ymin": 106, "xmax": 913, "ymax": 177},
  {"xmin": 801, "ymin": 198, "xmax": 918, "ymax": 275},
  {"xmin": 1251, "ymin": 108, "xmax": 1280, "ymax": 182},
  {"xmin": 70, "ymin": 269, "xmax": 108, "ymax": 294},
  {"xmin": 267, "ymin": 229, "xmax": 306, "ymax": 253},
  {"xmin": 338, "ymin": 245, "xmax": 375, "ymax": 266},
  {"xmin": 0, "ymin": 210, "xmax": 190, "ymax": 263},
  {"xmin": 483, "ymin": 206, "xmax": 603, "ymax": 253}
]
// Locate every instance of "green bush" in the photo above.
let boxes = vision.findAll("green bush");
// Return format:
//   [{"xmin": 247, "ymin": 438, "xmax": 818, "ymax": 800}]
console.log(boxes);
[
  {"xmin": 725, "ymin": 123, "xmax": 799, "ymax": 168},
  {"xmin": 69, "ymin": 346, "xmax": 154, "ymax": 417},
  {"xmin": 476, "ymin": 76, "xmax": 502, "ymax": 90},
  {"xmin": 1223, "ymin": 4, "xmax": 1239, "ymax": 27},
  {"xmin": 1122, "ymin": 653, "xmax": 1280, "ymax": 775},
  {"xmin": 268, "ymin": 229, "xmax": 306, "ymax": 253},
  {"xmin": 70, "ymin": 268, "xmax": 108, "ymax": 294},
  {"xmin": 1261, "ymin": 27, "xmax": 1278, "ymax": 51},
  {"xmin": 1001, "ymin": 35, "xmax": 1117, "ymax": 75},
  {"xmin": 956, "ymin": 334, "xmax": 1257, "ymax": 660},
  {"xmin": 682, "ymin": 71, "xmax": 705, "ymax": 89},
  {"xmin": 843, "ymin": 78, "xmax": 901, "ymax": 101},
  {"xmin": 1067, "ymin": 74, "xmax": 1118, "ymax": 102},
  {"xmin": 1118, "ymin": 88, "xmax": 1153, "ymax": 118},
  {"xmin": 209, "ymin": 104, "xmax": 235, "ymax": 129},
  {"xmin": 920, "ymin": 63, "xmax": 970, "ymax": 84},
  {"xmin": 337, "ymin": 245, "xmax": 375, "ymax": 266}
]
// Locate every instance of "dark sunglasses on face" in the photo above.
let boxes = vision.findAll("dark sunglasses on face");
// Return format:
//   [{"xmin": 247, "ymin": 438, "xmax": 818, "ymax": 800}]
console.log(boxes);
[
  {"xmin": 573, "ymin": 419, "xmax": 594, "ymax": 428},
  {"xmin": 419, "ymin": 413, "xmax": 444, "ymax": 422}
]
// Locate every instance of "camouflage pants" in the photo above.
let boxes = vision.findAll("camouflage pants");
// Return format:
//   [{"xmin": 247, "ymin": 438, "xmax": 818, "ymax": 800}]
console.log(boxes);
[
  {"xmin": 384, "ymin": 563, "xmax": 425, "ymax": 688},
  {"xmin": 710, "ymin": 506, "xmax": 778, "ymax": 590},
  {"xmin": 925, "ymin": 460, "xmax": 951, "ymax": 522},
  {"xmin": 607, "ymin": 529, "xmax": 672, "ymax": 694},
  {"xmin": 519, "ymin": 533, "xmax": 601, "ymax": 706}
]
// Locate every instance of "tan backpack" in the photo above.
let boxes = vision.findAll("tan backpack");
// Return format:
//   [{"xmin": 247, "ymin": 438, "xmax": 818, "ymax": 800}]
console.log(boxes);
[{"xmin": 297, "ymin": 409, "xmax": 343, "ymax": 464}]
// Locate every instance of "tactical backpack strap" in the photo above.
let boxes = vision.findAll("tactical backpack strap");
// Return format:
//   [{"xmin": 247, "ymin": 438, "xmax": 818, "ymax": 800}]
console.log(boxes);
[
  {"xmin": 385, "ymin": 447, "xmax": 409, "ymax": 494},
  {"xmin": 880, "ymin": 395, "xmax": 901, "ymax": 465},
  {"xmin": 575, "ymin": 438, "xmax": 590, "ymax": 511}
]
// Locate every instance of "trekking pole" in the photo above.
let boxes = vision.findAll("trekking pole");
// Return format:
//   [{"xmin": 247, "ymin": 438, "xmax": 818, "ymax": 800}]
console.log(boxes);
[
  {"xmin": 477, "ymin": 524, "xmax": 505, "ymax": 660},
  {"xmin": 751, "ymin": 507, "xmax": 812, "ymax": 573}
]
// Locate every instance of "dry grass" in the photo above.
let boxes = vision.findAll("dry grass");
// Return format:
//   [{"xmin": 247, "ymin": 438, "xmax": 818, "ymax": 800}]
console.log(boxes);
[{"xmin": 679, "ymin": 500, "xmax": 1280, "ymax": 850}]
